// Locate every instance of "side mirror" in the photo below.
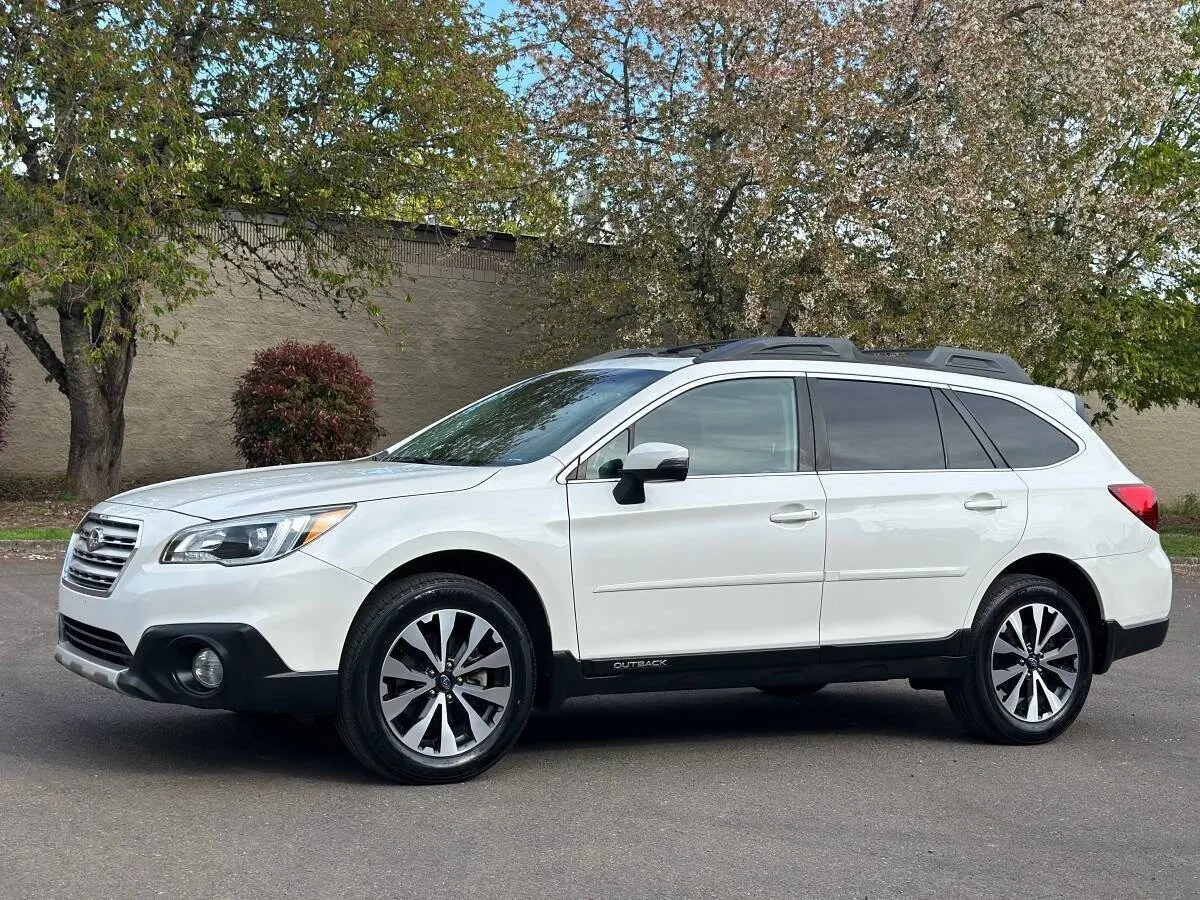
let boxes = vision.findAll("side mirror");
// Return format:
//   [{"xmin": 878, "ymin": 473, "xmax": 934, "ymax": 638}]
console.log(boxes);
[{"xmin": 613, "ymin": 442, "xmax": 689, "ymax": 505}]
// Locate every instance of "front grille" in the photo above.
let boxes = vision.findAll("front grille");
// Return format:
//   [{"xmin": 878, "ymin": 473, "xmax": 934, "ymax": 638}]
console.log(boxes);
[
  {"xmin": 60, "ymin": 615, "xmax": 133, "ymax": 667},
  {"xmin": 62, "ymin": 514, "xmax": 141, "ymax": 596}
]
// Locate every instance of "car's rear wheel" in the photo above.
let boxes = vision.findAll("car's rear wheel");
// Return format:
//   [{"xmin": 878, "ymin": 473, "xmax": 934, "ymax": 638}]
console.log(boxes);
[
  {"xmin": 756, "ymin": 683, "xmax": 827, "ymax": 698},
  {"xmin": 946, "ymin": 574, "xmax": 1093, "ymax": 744},
  {"xmin": 336, "ymin": 573, "xmax": 536, "ymax": 784}
]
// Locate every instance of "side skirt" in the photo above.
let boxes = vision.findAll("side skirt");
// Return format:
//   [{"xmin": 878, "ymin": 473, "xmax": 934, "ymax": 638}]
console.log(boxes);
[{"xmin": 547, "ymin": 632, "xmax": 968, "ymax": 707}]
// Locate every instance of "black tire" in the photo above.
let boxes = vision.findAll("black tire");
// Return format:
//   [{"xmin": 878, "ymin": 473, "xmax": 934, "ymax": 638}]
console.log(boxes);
[
  {"xmin": 756, "ymin": 683, "xmax": 827, "ymax": 698},
  {"xmin": 946, "ymin": 574, "xmax": 1094, "ymax": 745},
  {"xmin": 336, "ymin": 573, "xmax": 536, "ymax": 784}
]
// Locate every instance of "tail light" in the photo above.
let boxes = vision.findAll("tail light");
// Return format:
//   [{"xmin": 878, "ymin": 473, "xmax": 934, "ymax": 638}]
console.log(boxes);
[{"xmin": 1108, "ymin": 484, "xmax": 1159, "ymax": 531}]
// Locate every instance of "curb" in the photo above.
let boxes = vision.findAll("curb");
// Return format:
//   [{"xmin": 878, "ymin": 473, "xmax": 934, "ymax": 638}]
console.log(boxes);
[{"xmin": 0, "ymin": 540, "xmax": 69, "ymax": 555}]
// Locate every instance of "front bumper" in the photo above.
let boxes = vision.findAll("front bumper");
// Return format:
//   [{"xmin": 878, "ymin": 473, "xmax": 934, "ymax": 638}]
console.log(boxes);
[
  {"xmin": 56, "ymin": 500, "xmax": 373, "ymax": 711},
  {"xmin": 58, "ymin": 501, "xmax": 373, "ymax": 673},
  {"xmin": 55, "ymin": 620, "xmax": 338, "ymax": 712},
  {"xmin": 55, "ymin": 639, "xmax": 126, "ymax": 692}
]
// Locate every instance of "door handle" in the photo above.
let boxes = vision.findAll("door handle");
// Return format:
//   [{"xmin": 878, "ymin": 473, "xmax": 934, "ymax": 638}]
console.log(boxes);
[
  {"xmin": 964, "ymin": 495, "xmax": 1006, "ymax": 511},
  {"xmin": 770, "ymin": 509, "xmax": 820, "ymax": 524}
]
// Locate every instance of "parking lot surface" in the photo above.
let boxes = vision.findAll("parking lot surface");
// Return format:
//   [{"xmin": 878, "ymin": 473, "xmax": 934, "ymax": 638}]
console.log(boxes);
[{"xmin": 2, "ymin": 557, "xmax": 1197, "ymax": 898}]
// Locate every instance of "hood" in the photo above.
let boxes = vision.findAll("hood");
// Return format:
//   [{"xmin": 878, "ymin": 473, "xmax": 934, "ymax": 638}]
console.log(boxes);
[{"xmin": 108, "ymin": 460, "xmax": 498, "ymax": 520}]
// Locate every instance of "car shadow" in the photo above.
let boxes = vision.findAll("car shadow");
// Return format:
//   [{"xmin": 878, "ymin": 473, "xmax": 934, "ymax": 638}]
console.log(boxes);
[
  {"xmin": 11, "ymin": 684, "xmax": 969, "ymax": 784},
  {"xmin": 518, "ymin": 684, "xmax": 968, "ymax": 751},
  {"xmin": 8, "ymin": 704, "xmax": 375, "ymax": 784}
]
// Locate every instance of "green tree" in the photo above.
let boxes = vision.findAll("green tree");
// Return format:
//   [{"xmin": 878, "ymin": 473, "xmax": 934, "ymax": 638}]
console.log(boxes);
[
  {"xmin": 0, "ymin": 0, "xmax": 522, "ymax": 498},
  {"xmin": 514, "ymin": 0, "xmax": 1200, "ymax": 422}
]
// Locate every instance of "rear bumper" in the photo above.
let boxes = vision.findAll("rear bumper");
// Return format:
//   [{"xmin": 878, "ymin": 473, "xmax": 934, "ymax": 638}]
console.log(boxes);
[
  {"xmin": 1097, "ymin": 617, "xmax": 1169, "ymax": 674},
  {"xmin": 56, "ymin": 619, "xmax": 337, "ymax": 713}
]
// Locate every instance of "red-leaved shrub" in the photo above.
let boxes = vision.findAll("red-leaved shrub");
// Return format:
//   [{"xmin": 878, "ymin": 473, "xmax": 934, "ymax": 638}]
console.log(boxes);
[
  {"xmin": 231, "ymin": 341, "xmax": 384, "ymax": 467},
  {"xmin": 0, "ymin": 346, "xmax": 13, "ymax": 456}
]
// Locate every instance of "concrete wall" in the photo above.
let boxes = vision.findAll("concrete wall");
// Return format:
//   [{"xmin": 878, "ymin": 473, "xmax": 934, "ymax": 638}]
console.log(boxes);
[
  {"xmin": 2, "ymin": 229, "xmax": 1198, "ymax": 502},
  {"xmin": 2, "ymin": 231, "xmax": 537, "ymax": 482},
  {"xmin": 1093, "ymin": 404, "xmax": 1199, "ymax": 504}
]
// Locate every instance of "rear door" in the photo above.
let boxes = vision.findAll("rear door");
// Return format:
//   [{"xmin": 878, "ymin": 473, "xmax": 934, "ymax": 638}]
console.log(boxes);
[{"xmin": 812, "ymin": 377, "xmax": 1028, "ymax": 650}]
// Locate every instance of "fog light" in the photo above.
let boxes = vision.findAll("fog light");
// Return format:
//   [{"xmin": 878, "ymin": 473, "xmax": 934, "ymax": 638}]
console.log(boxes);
[{"xmin": 191, "ymin": 649, "xmax": 224, "ymax": 689}]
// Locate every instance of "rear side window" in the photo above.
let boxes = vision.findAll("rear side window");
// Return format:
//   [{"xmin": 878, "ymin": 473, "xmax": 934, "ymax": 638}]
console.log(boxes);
[
  {"xmin": 955, "ymin": 392, "xmax": 1079, "ymax": 468},
  {"xmin": 935, "ymin": 392, "xmax": 994, "ymax": 469},
  {"xmin": 817, "ymin": 379, "xmax": 944, "ymax": 471}
]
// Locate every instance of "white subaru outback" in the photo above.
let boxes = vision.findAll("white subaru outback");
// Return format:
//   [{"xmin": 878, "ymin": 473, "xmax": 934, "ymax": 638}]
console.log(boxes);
[{"xmin": 55, "ymin": 338, "xmax": 1172, "ymax": 784}]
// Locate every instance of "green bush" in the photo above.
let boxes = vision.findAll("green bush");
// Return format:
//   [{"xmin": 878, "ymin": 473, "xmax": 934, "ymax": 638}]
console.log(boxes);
[
  {"xmin": 1164, "ymin": 492, "xmax": 1200, "ymax": 520},
  {"xmin": 230, "ymin": 341, "xmax": 384, "ymax": 467}
]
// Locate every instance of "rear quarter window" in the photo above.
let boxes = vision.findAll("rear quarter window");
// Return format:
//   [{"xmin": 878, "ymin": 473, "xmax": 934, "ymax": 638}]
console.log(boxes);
[{"xmin": 955, "ymin": 391, "xmax": 1079, "ymax": 468}]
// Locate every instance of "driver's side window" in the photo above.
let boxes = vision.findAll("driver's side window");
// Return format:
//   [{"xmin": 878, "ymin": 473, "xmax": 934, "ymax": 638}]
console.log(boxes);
[
  {"xmin": 582, "ymin": 429, "xmax": 630, "ymax": 479},
  {"xmin": 579, "ymin": 377, "xmax": 807, "ymax": 479}
]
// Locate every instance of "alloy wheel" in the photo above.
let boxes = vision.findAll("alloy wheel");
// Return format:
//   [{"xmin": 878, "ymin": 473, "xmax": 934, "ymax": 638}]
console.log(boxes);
[
  {"xmin": 377, "ymin": 608, "xmax": 512, "ymax": 757},
  {"xmin": 990, "ymin": 602, "xmax": 1079, "ymax": 724}
]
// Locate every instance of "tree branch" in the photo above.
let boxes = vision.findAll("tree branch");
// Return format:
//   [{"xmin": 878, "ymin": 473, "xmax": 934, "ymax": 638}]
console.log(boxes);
[
  {"xmin": 713, "ymin": 171, "xmax": 753, "ymax": 229},
  {"xmin": 1, "ymin": 308, "xmax": 69, "ymax": 395},
  {"xmin": 1001, "ymin": 3, "xmax": 1046, "ymax": 23}
]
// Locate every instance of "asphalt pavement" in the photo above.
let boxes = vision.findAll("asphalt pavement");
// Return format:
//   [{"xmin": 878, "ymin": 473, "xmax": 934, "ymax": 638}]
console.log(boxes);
[{"xmin": 2, "ymin": 557, "xmax": 1197, "ymax": 899}]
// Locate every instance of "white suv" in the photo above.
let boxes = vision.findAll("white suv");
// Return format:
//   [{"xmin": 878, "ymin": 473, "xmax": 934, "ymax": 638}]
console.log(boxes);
[{"xmin": 55, "ymin": 338, "xmax": 1172, "ymax": 783}]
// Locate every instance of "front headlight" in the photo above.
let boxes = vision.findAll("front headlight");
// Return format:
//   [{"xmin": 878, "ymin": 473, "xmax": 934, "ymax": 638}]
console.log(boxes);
[{"xmin": 161, "ymin": 506, "xmax": 354, "ymax": 566}]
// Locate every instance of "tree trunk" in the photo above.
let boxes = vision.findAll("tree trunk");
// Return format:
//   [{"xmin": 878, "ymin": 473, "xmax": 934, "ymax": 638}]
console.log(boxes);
[{"xmin": 58, "ymin": 287, "xmax": 137, "ymax": 501}]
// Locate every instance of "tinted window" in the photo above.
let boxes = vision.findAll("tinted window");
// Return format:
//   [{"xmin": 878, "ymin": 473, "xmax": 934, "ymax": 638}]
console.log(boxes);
[
  {"xmin": 583, "ymin": 429, "xmax": 630, "ymax": 479},
  {"xmin": 387, "ymin": 368, "xmax": 666, "ymax": 467},
  {"xmin": 632, "ymin": 378, "xmax": 802, "ymax": 476},
  {"xmin": 818, "ymin": 379, "xmax": 944, "ymax": 471},
  {"xmin": 935, "ymin": 392, "xmax": 993, "ymax": 469},
  {"xmin": 955, "ymin": 392, "xmax": 1079, "ymax": 468}
]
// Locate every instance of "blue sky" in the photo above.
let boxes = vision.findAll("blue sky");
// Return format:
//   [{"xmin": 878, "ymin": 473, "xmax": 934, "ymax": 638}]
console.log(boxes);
[{"xmin": 479, "ymin": 0, "xmax": 513, "ymax": 22}]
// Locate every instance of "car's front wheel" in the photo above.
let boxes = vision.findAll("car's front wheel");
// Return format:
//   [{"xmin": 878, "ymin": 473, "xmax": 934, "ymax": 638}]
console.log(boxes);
[
  {"xmin": 946, "ymin": 574, "xmax": 1093, "ymax": 744},
  {"xmin": 336, "ymin": 573, "xmax": 536, "ymax": 784}
]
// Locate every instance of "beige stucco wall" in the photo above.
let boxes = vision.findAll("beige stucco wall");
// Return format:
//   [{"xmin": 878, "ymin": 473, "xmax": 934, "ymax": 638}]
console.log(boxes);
[{"xmin": 2, "ymin": 230, "xmax": 1198, "ymax": 502}]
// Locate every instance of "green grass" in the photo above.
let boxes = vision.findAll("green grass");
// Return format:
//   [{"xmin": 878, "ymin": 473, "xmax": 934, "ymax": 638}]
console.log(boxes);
[
  {"xmin": 1161, "ymin": 530, "xmax": 1200, "ymax": 559},
  {"xmin": 0, "ymin": 527, "xmax": 74, "ymax": 542}
]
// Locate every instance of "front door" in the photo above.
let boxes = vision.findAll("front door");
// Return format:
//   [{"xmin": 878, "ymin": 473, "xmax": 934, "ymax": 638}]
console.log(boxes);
[{"xmin": 567, "ymin": 376, "xmax": 827, "ymax": 662}]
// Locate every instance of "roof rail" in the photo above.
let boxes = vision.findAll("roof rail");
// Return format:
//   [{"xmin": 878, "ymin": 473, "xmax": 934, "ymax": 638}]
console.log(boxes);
[
  {"xmin": 699, "ymin": 337, "xmax": 1030, "ymax": 383},
  {"xmin": 694, "ymin": 337, "xmax": 859, "ymax": 363},
  {"xmin": 580, "ymin": 337, "xmax": 1031, "ymax": 384},
  {"xmin": 856, "ymin": 346, "xmax": 1031, "ymax": 383},
  {"xmin": 578, "ymin": 340, "xmax": 735, "ymax": 364}
]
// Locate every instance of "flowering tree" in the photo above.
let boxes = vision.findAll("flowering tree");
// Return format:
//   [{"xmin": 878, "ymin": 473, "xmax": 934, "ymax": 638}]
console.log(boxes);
[
  {"xmin": 0, "ymin": 0, "xmax": 521, "ymax": 498},
  {"xmin": 514, "ymin": 0, "xmax": 1200, "ymax": 420}
]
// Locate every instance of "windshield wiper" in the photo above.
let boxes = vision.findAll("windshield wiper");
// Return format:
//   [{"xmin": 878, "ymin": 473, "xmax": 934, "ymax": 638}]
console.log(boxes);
[{"xmin": 387, "ymin": 455, "xmax": 477, "ymax": 466}]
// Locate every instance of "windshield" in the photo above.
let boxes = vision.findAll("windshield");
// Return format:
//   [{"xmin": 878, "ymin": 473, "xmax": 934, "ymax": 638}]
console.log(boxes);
[{"xmin": 385, "ymin": 368, "xmax": 668, "ymax": 467}]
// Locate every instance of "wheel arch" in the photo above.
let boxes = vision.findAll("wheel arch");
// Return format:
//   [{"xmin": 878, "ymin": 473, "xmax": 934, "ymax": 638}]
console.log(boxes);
[
  {"xmin": 985, "ymin": 553, "xmax": 1108, "ymax": 672},
  {"xmin": 358, "ymin": 549, "xmax": 557, "ymax": 708}
]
